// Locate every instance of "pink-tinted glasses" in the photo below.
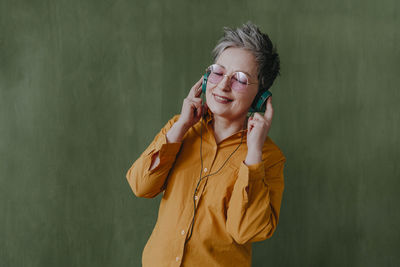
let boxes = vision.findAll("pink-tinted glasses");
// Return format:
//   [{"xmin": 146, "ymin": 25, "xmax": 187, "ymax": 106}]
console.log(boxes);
[{"xmin": 205, "ymin": 64, "xmax": 257, "ymax": 92}]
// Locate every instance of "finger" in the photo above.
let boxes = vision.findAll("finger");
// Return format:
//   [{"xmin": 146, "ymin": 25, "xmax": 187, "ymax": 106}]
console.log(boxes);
[
  {"xmin": 188, "ymin": 78, "xmax": 201, "ymax": 98},
  {"xmin": 197, "ymin": 104, "xmax": 204, "ymax": 118},
  {"xmin": 253, "ymin": 112, "xmax": 264, "ymax": 121},
  {"xmin": 247, "ymin": 118, "xmax": 256, "ymax": 131},
  {"xmin": 189, "ymin": 77, "xmax": 204, "ymax": 98},
  {"xmin": 194, "ymin": 79, "xmax": 204, "ymax": 98},
  {"xmin": 189, "ymin": 97, "xmax": 202, "ymax": 104},
  {"xmin": 183, "ymin": 97, "xmax": 199, "ymax": 110},
  {"xmin": 191, "ymin": 100, "xmax": 203, "ymax": 117},
  {"xmin": 248, "ymin": 121, "xmax": 257, "ymax": 133},
  {"xmin": 264, "ymin": 97, "xmax": 273, "ymax": 121},
  {"xmin": 189, "ymin": 99, "xmax": 204, "ymax": 117},
  {"xmin": 249, "ymin": 118, "xmax": 263, "ymax": 128},
  {"xmin": 184, "ymin": 98, "xmax": 200, "ymax": 114},
  {"xmin": 247, "ymin": 117, "xmax": 252, "ymax": 127}
]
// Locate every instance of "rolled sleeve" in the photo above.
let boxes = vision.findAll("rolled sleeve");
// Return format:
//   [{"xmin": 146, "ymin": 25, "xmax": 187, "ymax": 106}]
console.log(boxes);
[
  {"xmin": 226, "ymin": 156, "xmax": 286, "ymax": 245},
  {"xmin": 146, "ymin": 133, "xmax": 182, "ymax": 174},
  {"xmin": 126, "ymin": 115, "xmax": 182, "ymax": 198}
]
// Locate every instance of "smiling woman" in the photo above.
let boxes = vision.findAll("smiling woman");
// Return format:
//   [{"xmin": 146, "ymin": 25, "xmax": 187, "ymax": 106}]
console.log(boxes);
[
  {"xmin": 126, "ymin": 21, "xmax": 286, "ymax": 267},
  {"xmin": 205, "ymin": 47, "xmax": 260, "ymax": 143}
]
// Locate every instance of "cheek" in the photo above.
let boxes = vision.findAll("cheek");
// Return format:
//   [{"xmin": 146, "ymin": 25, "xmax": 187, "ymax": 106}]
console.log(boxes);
[
  {"xmin": 247, "ymin": 90, "xmax": 259, "ymax": 105},
  {"xmin": 205, "ymin": 82, "xmax": 213, "ymax": 93},
  {"xmin": 205, "ymin": 84, "xmax": 214, "ymax": 101},
  {"xmin": 205, "ymin": 89, "xmax": 211, "ymax": 102},
  {"xmin": 237, "ymin": 94, "xmax": 257, "ymax": 110}
]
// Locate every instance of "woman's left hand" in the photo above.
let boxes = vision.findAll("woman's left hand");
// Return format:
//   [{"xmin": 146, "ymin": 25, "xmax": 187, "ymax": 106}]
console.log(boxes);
[{"xmin": 245, "ymin": 97, "xmax": 273, "ymax": 165}]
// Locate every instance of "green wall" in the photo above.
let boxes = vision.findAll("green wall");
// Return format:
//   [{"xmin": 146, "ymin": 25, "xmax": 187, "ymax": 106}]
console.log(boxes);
[{"xmin": 1, "ymin": 0, "xmax": 399, "ymax": 266}]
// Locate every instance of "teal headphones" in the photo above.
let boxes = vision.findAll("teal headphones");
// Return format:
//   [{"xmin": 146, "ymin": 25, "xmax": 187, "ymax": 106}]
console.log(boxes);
[{"xmin": 201, "ymin": 71, "xmax": 272, "ymax": 114}]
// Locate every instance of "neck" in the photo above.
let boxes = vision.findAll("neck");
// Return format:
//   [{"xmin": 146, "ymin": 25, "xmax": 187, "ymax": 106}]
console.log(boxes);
[{"xmin": 212, "ymin": 114, "xmax": 248, "ymax": 144}]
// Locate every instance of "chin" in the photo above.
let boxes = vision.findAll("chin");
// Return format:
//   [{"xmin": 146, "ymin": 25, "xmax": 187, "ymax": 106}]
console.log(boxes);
[
  {"xmin": 210, "ymin": 107, "xmax": 241, "ymax": 122},
  {"xmin": 208, "ymin": 102, "xmax": 229, "ymax": 117}
]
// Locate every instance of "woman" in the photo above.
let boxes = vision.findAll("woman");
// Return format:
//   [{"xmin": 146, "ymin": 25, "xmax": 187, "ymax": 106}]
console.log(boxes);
[{"xmin": 126, "ymin": 21, "xmax": 286, "ymax": 267}]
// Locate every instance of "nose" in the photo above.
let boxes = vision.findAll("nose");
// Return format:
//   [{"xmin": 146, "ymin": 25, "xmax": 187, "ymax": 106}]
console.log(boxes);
[{"xmin": 217, "ymin": 74, "xmax": 231, "ymax": 92}]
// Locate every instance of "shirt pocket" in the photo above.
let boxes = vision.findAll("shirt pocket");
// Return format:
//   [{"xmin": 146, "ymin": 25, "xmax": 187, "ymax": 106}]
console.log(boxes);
[
  {"xmin": 201, "ymin": 162, "xmax": 239, "ymax": 218},
  {"xmin": 161, "ymin": 162, "xmax": 198, "ymax": 202}
]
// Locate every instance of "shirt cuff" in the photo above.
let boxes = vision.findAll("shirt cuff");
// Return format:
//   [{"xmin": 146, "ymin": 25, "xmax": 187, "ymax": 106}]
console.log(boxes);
[
  {"xmin": 148, "ymin": 132, "xmax": 182, "ymax": 159},
  {"xmin": 241, "ymin": 160, "xmax": 265, "ymax": 181}
]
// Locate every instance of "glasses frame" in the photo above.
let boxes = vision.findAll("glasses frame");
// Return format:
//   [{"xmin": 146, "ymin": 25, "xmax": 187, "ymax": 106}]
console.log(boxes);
[{"xmin": 205, "ymin": 64, "xmax": 258, "ymax": 91}]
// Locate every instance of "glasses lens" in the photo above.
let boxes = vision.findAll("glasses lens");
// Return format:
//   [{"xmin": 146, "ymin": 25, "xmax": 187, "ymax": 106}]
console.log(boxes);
[
  {"xmin": 208, "ymin": 64, "xmax": 224, "ymax": 84},
  {"xmin": 231, "ymin": 72, "xmax": 248, "ymax": 91},
  {"xmin": 207, "ymin": 65, "xmax": 251, "ymax": 92}
]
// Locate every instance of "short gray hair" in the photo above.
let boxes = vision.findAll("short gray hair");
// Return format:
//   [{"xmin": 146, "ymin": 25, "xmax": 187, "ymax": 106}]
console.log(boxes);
[{"xmin": 212, "ymin": 21, "xmax": 280, "ymax": 91}]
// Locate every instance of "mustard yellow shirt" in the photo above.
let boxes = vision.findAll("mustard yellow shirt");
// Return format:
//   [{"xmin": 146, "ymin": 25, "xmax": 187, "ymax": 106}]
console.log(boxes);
[{"xmin": 126, "ymin": 110, "xmax": 286, "ymax": 267}]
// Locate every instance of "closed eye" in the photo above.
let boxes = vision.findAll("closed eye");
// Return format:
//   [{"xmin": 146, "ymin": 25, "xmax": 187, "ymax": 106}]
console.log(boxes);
[{"xmin": 232, "ymin": 76, "xmax": 247, "ymax": 85}]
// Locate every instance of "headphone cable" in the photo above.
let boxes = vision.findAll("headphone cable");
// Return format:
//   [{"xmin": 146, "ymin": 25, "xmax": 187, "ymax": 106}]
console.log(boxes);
[{"xmin": 185, "ymin": 111, "xmax": 252, "ymax": 244}]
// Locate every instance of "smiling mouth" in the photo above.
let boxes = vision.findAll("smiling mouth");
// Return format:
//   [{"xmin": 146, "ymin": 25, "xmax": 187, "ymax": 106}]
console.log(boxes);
[{"xmin": 213, "ymin": 93, "xmax": 233, "ymax": 103}]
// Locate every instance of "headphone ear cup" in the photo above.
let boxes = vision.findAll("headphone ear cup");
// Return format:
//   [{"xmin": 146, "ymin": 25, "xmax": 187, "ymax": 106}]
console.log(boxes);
[
  {"xmin": 202, "ymin": 72, "xmax": 209, "ymax": 95},
  {"xmin": 250, "ymin": 90, "xmax": 272, "ymax": 113}
]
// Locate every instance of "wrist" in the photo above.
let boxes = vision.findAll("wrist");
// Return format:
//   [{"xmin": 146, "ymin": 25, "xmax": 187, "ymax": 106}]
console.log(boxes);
[
  {"xmin": 175, "ymin": 120, "xmax": 190, "ymax": 133},
  {"xmin": 166, "ymin": 121, "xmax": 189, "ymax": 143},
  {"xmin": 244, "ymin": 150, "xmax": 262, "ymax": 166},
  {"xmin": 173, "ymin": 119, "xmax": 190, "ymax": 133}
]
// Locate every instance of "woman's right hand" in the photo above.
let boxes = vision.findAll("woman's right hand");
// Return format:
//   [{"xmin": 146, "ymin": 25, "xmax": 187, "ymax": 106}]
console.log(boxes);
[
  {"xmin": 165, "ymin": 77, "xmax": 207, "ymax": 144},
  {"xmin": 176, "ymin": 76, "xmax": 207, "ymax": 130}
]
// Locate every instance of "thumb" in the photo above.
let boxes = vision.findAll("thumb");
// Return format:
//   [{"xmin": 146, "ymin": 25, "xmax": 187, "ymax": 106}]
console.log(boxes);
[{"xmin": 247, "ymin": 116, "xmax": 254, "ymax": 134}]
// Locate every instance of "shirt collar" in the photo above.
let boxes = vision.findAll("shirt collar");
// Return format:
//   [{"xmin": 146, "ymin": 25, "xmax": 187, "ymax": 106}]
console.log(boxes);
[{"xmin": 204, "ymin": 108, "xmax": 214, "ymax": 124}]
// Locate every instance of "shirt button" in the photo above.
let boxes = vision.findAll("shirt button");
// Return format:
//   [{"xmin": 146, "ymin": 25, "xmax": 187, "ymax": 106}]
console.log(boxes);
[
  {"xmin": 194, "ymin": 195, "xmax": 198, "ymax": 200},
  {"xmin": 176, "ymin": 256, "xmax": 180, "ymax": 262},
  {"xmin": 204, "ymin": 167, "xmax": 208, "ymax": 172},
  {"xmin": 181, "ymin": 230, "xmax": 185, "ymax": 235}
]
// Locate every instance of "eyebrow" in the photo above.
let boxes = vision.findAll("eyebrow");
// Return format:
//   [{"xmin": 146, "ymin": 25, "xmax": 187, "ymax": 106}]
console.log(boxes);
[{"xmin": 216, "ymin": 63, "xmax": 253, "ymax": 78}]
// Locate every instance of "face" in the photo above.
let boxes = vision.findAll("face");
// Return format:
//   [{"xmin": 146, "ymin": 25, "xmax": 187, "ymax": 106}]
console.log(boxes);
[{"xmin": 205, "ymin": 47, "xmax": 259, "ymax": 123}]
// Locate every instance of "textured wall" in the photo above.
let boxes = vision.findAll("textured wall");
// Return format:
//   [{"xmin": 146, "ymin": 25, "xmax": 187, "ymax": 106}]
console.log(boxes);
[{"xmin": 0, "ymin": 0, "xmax": 399, "ymax": 266}]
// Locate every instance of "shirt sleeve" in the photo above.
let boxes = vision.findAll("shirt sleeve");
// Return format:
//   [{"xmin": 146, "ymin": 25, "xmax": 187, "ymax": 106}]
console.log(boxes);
[
  {"xmin": 125, "ymin": 114, "xmax": 183, "ymax": 198},
  {"xmin": 225, "ymin": 152, "xmax": 286, "ymax": 245}
]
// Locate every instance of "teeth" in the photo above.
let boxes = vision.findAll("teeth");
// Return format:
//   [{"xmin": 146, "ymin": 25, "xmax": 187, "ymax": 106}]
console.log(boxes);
[{"xmin": 215, "ymin": 95, "xmax": 231, "ymax": 101}]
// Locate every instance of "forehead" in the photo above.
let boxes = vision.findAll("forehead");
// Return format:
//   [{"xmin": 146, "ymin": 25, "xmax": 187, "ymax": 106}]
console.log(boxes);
[{"xmin": 215, "ymin": 47, "xmax": 258, "ymax": 77}]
